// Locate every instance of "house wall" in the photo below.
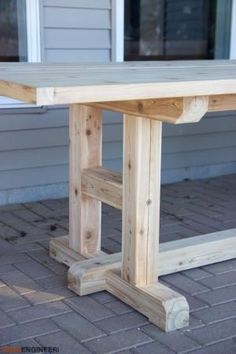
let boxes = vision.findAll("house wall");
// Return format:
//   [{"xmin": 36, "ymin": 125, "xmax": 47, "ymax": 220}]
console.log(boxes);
[{"xmin": 0, "ymin": 0, "xmax": 235, "ymax": 205}]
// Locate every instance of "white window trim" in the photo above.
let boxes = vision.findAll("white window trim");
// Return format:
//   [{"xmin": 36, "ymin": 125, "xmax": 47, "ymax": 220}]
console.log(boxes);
[
  {"xmin": 0, "ymin": 0, "xmax": 41, "ymax": 108},
  {"xmin": 112, "ymin": 0, "xmax": 124, "ymax": 62},
  {"xmin": 230, "ymin": 0, "xmax": 236, "ymax": 59},
  {"xmin": 26, "ymin": 0, "xmax": 41, "ymax": 63}
]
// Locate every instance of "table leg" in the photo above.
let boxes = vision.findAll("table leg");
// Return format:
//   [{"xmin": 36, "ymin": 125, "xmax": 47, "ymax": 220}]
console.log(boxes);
[
  {"xmin": 104, "ymin": 115, "xmax": 189, "ymax": 331},
  {"xmin": 122, "ymin": 114, "xmax": 160, "ymax": 286},
  {"xmin": 69, "ymin": 104, "xmax": 102, "ymax": 256},
  {"xmin": 50, "ymin": 109, "xmax": 189, "ymax": 332}
]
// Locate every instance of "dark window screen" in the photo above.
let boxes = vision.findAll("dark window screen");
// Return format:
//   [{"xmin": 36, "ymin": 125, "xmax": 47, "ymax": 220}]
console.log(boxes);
[
  {"xmin": 125, "ymin": 0, "xmax": 232, "ymax": 61},
  {"xmin": 0, "ymin": 0, "xmax": 27, "ymax": 62}
]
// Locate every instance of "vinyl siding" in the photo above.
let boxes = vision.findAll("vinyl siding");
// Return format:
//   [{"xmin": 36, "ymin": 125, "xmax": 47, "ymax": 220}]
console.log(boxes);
[
  {"xmin": 0, "ymin": 0, "xmax": 235, "ymax": 205},
  {"xmin": 41, "ymin": 0, "xmax": 111, "ymax": 62}
]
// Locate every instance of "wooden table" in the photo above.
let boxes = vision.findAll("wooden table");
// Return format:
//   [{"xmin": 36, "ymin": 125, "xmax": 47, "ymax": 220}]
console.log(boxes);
[{"xmin": 1, "ymin": 61, "xmax": 236, "ymax": 331}]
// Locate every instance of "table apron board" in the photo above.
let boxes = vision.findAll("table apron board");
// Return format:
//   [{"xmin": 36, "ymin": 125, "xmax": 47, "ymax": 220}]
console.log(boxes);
[{"xmin": 46, "ymin": 94, "xmax": 236, "ymax": 332}]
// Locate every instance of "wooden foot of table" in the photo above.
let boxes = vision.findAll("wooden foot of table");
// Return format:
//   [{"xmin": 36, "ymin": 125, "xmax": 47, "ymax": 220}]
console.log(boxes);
[{"xmin": 50, "ymin": 237, "xmax": 189, "ymax": 331}]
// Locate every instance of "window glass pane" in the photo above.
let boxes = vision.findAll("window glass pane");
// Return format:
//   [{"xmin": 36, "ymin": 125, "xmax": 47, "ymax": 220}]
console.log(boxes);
[
  {"xmin": 125, "ymin": 0, "xmax": 232, "ymax": 61},
  {"xmin": 0, "ymin": 0, "xmax": 27, "ymax": 62}
]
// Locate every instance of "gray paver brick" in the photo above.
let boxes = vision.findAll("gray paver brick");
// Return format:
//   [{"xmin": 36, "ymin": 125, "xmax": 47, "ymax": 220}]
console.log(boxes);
[
  {"xmin": 0, "ymin": 338, "xmax": 39, "ymax": 350},
  {"xmin": 65, "ymin": 296, "xmax": 114, "ymax": 322},
  {"xmin": 95, "ymin": 312, "xmax": 148, "ymax": 334},
  {"xmin": 193, "ymin": 302, "xmax": 236, "ymax": 324},
  {"xmin": 134, "ymin": 341, "xmax": 175, "ymax": 354},
  {"xmin": 27, "ymin": 249, "xmax": 67, "ymax": 275},
  {"xmin": 184, "ymin": 294, "xmax": 209, "ymax": 312},
  {"xmin": 0, "ymin": 285, "xmax": 29, "ymax": 312},
  {"xmin": 91, "ymin": 291, "xmax": 117, "ymax": 304},
  {"xmin": 183, "ymin": 268, "xmax": 212, "ymax": 281},
  {"xmin": 104, "ymin": 300, "xmax": 133, "ymax": 315},
  {"xmin": 36, "ymin": 330, "xmax": 90, "ymax": 354},
  {"xmin": 0, "ymin": 319, "xmax": 59, "ymax": 346},
  {"xmin": 196, "ymin": 285, "xmax": 236, "ymax": 306},
  {"xmin": 142, "ymin": 324, "xmax": 200, "ymax": 353},
  {"xmin": 161, "ymin": 273, "xmax": 210, "ymax": 295},
  {"xmin": 23, "ymin": 287, "xmax": 73, "ymax": 305},
  {"xmin": 13, "ymin": 242, "xmax": 44, "ymax": 253},
  {"xmin": 0, "ymin": 254, "xmax": 31, "ymax": 266},
  {"xmin": 189, "ymin": 340, "xmax": 236, "ymax": 354},
  {"xmin": 52, "ymin": 312, "xmax": 104, "ymax": 342},
  {"xmin": 14, "ymin": 259, "xmax": 54, "ymax": 279},
  {"xmin": 184, "ymin": 315, "xmax": 205, "ymax": 330},
  {"xmin": 202, "ymin": 259, "xmax": 236, "ymax": 275},
  {"xmin": 0, "ymin": 265, "xmax": 15, "ymax": 275},
  {"xmin": 9, "ymin": 301, "xmax": 72, "ymax": 324},
  {"xmin": 84, "ymin": 329, "xmax": 152, "ymax": 354},
  {"xmin": 35, "ymin": 274, "xmax": 67, "ymax": 290},
  {"xmin": 0, "ymin": 310, "xmax": 15, "ymax": 329},
  {"xmin": 186, "ymin": 319, "xmax": 236, "ymax": 346},
  {"xmin": 0, "ymin": 269, "xmax": 41, "ymax": 295},
  {"xmin": 0, "ymin": 239, "xmax": 14, "ymax": 253},
  {"xmin": 198, "ymin": 271, "xmax": 236, "ymax": 289}
]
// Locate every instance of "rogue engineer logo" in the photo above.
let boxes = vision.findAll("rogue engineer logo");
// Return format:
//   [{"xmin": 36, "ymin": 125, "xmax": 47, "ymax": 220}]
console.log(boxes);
[{"xmin": 0, "ymin": 346, "xmax": 59, "ymax": 353}]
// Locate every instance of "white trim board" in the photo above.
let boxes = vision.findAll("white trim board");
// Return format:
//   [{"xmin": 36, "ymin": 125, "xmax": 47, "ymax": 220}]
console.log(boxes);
[
  {"xmin": 112, "ymin": 0, "xmax": 124, "ymax": 62},
  {"xmin": 230, "ymin": 0, "xmax": 236, "ymax": 59},
  {"xmin": 26, "ymin": 0, "xmax": 41, "ymax": 63}
]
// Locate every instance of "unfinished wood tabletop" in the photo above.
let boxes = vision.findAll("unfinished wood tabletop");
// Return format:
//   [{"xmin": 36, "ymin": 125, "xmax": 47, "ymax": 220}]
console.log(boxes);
[{"xmin": 0, "ymin": 60, "xmax": 236, "ymax": 105}]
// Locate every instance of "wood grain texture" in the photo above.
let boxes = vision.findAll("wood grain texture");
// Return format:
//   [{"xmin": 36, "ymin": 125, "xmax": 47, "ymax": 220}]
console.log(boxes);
[
  {"xmin": 69, "ymin": 104, "xmax": 102, "ymax": 256},
  {"xmin": 0, "ymin": 61, "xmax": 236, "ymax": 105},
  {"xmin": 50, "ymin": 236, "xmax": 85, "ymax": 267},
  {"xmin": 106, "ymin": 270, "xmax": 189, "ymax": 332},
  {"xmin": 82, "ymin": 167, "xmax": 122, "ymax": 209},
  {"xmin": 122, "ymin": 115, "xmax": 162, "ymax": 286},
  {"xmin": 68, "ymin": 252, "xmax": 120, "ymax": 296},
  {"xmin": 90, "ymin": 96, "xmax": 209, "ymax": 124},
  {"xmin": 52, "ymin": 227, "xmax": 236, "ymax": 286}
]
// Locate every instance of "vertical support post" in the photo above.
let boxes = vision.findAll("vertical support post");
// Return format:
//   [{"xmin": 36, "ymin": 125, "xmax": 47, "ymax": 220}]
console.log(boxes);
[
  {"xmin": 122, "ymin": 115, "xmax": 162, "ymax": 286},
  {"xmin": 69, "ymin": 104, "xmax": 102, "ymax": 256}
]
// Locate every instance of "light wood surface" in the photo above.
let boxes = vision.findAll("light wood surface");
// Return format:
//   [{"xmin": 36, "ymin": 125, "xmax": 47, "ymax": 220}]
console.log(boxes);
[
  {"xmin": 69, "ymin": 105, "xmax": 102, "ymax": 256},
  {"xmin": 122, "ymin": 115, "xmax": 162, "ymax": 286},
  {"xmin": 106, "ymin": 269, "xmax": 189, "ymax": 332},
  {"xmin": 90, "ymin": 97, "xmax": 209, "ymax": 124},
  {"xmin": 52, "ymin": 227, "xmax": 236, "ymax": 289},
  {"xmin": 91, "ymin": 94, "xmax": 236, "ymax": 124},
  {"xmin": 0, "ymin": 61, "xmax": 236, "ymax": 105},
  {"xmin": 82, "ymin": 167, "xmax": 122, "ymax": 209}
]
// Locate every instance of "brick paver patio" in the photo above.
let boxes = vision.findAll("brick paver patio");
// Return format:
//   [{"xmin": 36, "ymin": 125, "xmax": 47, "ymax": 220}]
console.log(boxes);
[{"xmin": 0, "ymin": 174, "xmax": 236, "ymax": 353}]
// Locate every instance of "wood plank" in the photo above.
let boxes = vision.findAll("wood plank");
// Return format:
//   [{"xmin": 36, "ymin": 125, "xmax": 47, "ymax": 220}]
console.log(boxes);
[
  {"xmin": 0, "ymin": 62, "xmax": 236, "ymax": 105},
  {"xmin": 0, "ymin": 80, "xmax": 36, "ymax": 104},
  {"xmin": 82, "ymin": 167, "xmax": 122, "ymax": 209},
  {"xmin": 91, "ymin": 95, "xmax": 236, "ymax": 123},
  {"xmin": 160, "ymin": 228, "xmax": 236, "ymax": 275},
  {"xmin": 69, "ymin": 104, "xmax": 102, "ymax": 256},
  {"xmin": 90, "ymin": 97, "xmax": 209, "ymax": 124},
  {"xmin": 64, "ymin": 228, "xmax": 236, "ymax": 291},
  {"xmin": 122, "ymin": 115, "xmax": 162, "ymax": 286},
  {"xmin": 106, "ymin": 270, "xmax": 189, "ymax": 332},
  {"xmin": 50, "ymin": 236, "xmax": 85, "ymax": 267},
  {"xmin": 68, "ymin": 253, "xmax": 121, "ymax": 295},
  {"xmin": 209, "ymin": 94, "xmax": 236, "ymax": 112}
]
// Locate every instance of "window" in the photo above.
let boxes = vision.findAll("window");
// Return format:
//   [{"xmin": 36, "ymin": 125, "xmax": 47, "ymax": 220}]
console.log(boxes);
[
  {"xmin": 0, "ymin": 0, "xmax": 41, "ymax": 107},
  {"xmin": 0, "ymin": 0, "xmax": 27, "ymax": 62},
  {"xmin": 125, "ymin": 0, "xmax": 233, "ymax": 61}
]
